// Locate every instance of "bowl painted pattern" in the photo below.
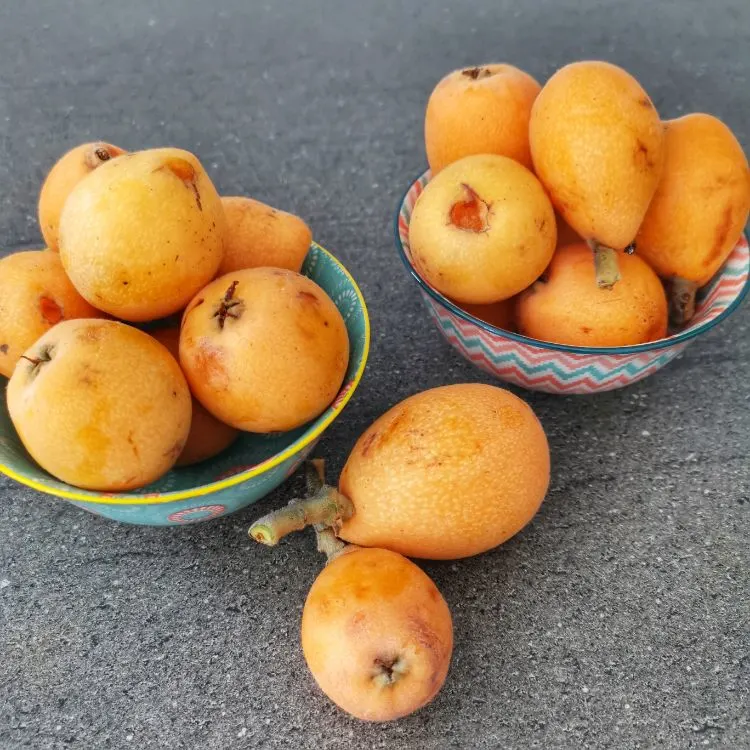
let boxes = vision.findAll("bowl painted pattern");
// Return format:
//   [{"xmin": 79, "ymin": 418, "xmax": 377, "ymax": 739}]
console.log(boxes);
[
  {"xmin": 0, "ymin": 243, "xmax": 370, "ymax": 525},
  {"xmin": 396, "ymin": 170, "xmax": 750, "ymax": 395}
]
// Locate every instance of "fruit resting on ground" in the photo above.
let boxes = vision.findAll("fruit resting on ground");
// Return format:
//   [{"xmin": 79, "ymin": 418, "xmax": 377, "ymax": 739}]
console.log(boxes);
[
  {"xmin": 38, "ymin": 141, "xmax": 127, "ymax": 252},
  {"xmin": 218, "ymin": 196, "xmax": 312, "ymax": 275},
  {"xmin": 58, "ymin": 147, "xmax": 226, "ymax": 322},
  {"xmin": 150, "ymin": 327, "xmax": 239, "ymax": 466},
  {"xmin": 7, "ymin": 319, "xmax": 192, "ymax": 491},
  {"xmin": 250, "ymin": 383, "xmax": 550, "ymax": 560},
  {"xmin": 179, "ymin": 268, "xmax": 349, "ymax": 433},
  {"xmin": 424, "ymin": 63, "xmax": 541, "ymax": 174},
  {"xmin": 409, "ymin": 154, "xmax": 557, "ymax": 304},
  {"xmin": 635, "ymin": 113, "xmax": 750, "ymax": 324},
  {"xmin": 301, "ymin": 545, "xmax": 453, "ymax": 722},
  {"xmin": 0, "ymin": 249, "xmax": 105, "ymax": 378},
  {"xmin": 529, "ymin": 60, "xmax": 664, "ymax": 251},
  {"xmin": 516, "ymin": 242, "xmax": 668, "ymax": 347}
]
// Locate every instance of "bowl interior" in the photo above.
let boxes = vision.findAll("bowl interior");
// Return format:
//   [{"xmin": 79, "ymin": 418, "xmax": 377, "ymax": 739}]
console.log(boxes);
[
  {"xmin": 0, "ymin": 242, "xmax": 369, "ymax": 501},
  {"xmin": 396, "ymin": 169, "xmax": 750, "ymax": 355}
]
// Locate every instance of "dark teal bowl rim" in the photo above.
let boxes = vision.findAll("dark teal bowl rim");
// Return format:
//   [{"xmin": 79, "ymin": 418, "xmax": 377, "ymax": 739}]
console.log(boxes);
[{"xmin": 394, "ymin": 170, "xmax": 750, "ymax": 356}]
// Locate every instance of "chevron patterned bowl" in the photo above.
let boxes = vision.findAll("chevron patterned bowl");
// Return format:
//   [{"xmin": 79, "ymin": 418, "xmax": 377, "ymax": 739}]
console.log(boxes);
[
  {"xmin": 0, "ymin": 243, "xmax": 370, "ymax": 524},
  {"xmin": 396, "ymin": 170, "xmax": 750, "ymax": 395}
]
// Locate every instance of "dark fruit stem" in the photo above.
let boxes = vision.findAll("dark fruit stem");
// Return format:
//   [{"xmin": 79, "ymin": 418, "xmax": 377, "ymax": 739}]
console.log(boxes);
[
  {"xmin": 588, "ymin": 240, "xmax": 621, "ymax": 289},
  {"xmin": 668, "ymin": 276, "xmax": 698, "ymax": 326}
]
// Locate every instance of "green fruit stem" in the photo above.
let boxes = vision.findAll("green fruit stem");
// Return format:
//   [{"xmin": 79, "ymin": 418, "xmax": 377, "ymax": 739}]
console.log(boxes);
[
  {"xmin": 248, "ymin": 461, "xmax": 354, "ymax": 546},
  {"xmin": 589, "ymin": 241, "xmax": 621, "ymax": 290},
  {"xmin": 668, "ymin": 276, "xmax": 698, "ymax": 326}
]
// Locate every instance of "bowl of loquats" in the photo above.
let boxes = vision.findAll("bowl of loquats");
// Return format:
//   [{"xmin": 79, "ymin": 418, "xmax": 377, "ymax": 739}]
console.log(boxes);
[
  {"xmin": 0, "ymin": 144, "xmax": 369, "ymax": 525},
  {"xmin": 396, "ymin": 61, "xmax": 750, "ymax": 394}
]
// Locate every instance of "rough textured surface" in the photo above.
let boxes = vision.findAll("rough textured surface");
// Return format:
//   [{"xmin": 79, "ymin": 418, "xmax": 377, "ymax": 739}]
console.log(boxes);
[{"xmin": 0, "ymin": 1, "xmax": 748, "ymax": 748}]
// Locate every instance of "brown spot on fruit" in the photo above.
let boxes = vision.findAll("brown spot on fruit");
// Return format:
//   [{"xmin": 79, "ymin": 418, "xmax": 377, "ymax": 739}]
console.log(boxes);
[
  {"xmin": 0, "ymin": 344, "xmax": 8, "ymax": 355},
  {"xmin": 39, "ymin": 296, "xmax": 64, "ymax": 325},
  {"xmin": 193, "ymin": 344, "xmax": 230, "ymax": 390},
  {"xmin": 127, "ymin": 431, "xmax": 140, "ymax": 460},
  {"xmin": 160, "ymin": 157, "xmax": 202, "ymax": 211},
  {"xmin": 705, "ymin": 204, "xmax": 734, "ymax": 266},
  {"xmin": 449, "ymin": 183, "xmax": 490, "ymax": 232},
  {"xmin": 638, "ymin": 96, "xmax": 653, "ymax": 108},
  {"xmin": 360, "ymin": 431, "xmax": 378, "ymax": 457},
  {"xmin": 461, "ymin": 66, "xmax": 493, "ymax": 80},
  {"xmin": 298, "ymin": 290, "xmax": 320, "ymax": 304},
  {"xmin": 536, "ymin": 217, "xmax": 547, "ymax": 232},
  {"xmin": 581, "ymin": 326, "xmax": 592, "ymax": 334},
  {"xmin": 634, "ymin": 139, "xmax": 655, "ymax": 170}
]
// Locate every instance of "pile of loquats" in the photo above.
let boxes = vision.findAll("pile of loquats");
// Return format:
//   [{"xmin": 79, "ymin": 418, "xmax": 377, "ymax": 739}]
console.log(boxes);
[
  {"xmin": 2, "ymin": 58, "xmax": 748, "ymax": 728},
  {"xmin": 414, "ymin": 60, "xmax": 750, "ymax": 342},
  {"xmin": 0, "ymin": 143, "xmax": 348, "ymax": 490}
]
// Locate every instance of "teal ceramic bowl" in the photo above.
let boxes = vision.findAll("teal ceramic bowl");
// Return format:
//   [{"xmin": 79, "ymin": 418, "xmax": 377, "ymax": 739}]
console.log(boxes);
[{"xmin": 0, "ymin": 243, "xmax": 370, "ymax": 525}]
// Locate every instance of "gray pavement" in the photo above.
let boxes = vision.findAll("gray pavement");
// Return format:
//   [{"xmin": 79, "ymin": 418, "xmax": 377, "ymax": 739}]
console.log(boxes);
[{"xmin": 0, "ymin": 1, "xmax": 748, "ymax": 748}]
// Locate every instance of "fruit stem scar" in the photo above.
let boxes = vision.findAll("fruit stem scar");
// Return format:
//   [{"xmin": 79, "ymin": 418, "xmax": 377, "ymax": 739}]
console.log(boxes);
[
  {"xmin": 667, "ymin": 276, "xmax": 698, "ymax": 326},
  {"xmin": 449, "ymin": 183, "xmax": 490, "ymax": 233},
  {"xmin": 85, "ymin": 144, "xmax": 116, "ymax": 169},
  {"xmin": 248, "ymin": 460, "xmax": 354, "ymax": 546},
  {"xmin": 462, "ymin": 67, "xmax": 491, "ymax": 80},
  {"xmin": 372, "ymin": 656, "xmax": 406, "ymax": 687},
  {"xmin": 20, "ymin": 344, "xmax": 54, "ymax": 376},
  {"xmin": 212, "ymin": 281, "xmax": 242, "ymax": 329},
  {"xmin": 588, "ymin": 240, "xmax": 621, "ymax": 289}
]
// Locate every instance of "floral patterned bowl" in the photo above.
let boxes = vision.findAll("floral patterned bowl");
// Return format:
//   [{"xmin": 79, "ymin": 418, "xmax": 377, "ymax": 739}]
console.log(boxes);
[
  {"xmin": 396, "ymin": 170, "xmax": 750, "ymax": 395},
  {"xmin": 0, "ymin": 243, "xmax": 370, "ymax": 525}
]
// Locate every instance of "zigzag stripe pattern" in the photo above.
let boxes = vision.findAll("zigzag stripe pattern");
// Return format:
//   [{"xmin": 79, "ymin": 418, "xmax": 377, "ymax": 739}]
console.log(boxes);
[{"xmin": 399, "ymin": 171, "xmax": 750, "ymax": 394}]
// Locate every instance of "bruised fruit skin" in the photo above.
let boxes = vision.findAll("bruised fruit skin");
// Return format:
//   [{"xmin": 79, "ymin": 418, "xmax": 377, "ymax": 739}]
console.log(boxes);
[
  {"xmin": 337, "ymin": 383, "xmax": 550, "ymax": 560},
  {"xmin": 458, "ymin": 297, "xmax": 516, "ymax": 331},
  {"xmin": 636, "ymin": 113, "xmax": 750, "ymax": 287},
  {"xmin": 218, "ymin": 196, "xmax": 312, "ymax": 275},
  {"xmin": 301, "ymin": 546, "xmax": 453, "ymax": 722},
  {"xmin": 179, "ymin": 268, "xmax": 349, "ymax": 433},
  {"xmin": 0, "ymin": 250, "xmax": 105, "ymax": 378},
  {"xmin": 425, "ymin": 64, "xmax": 541, "ymax": 174},
  {"xmin": 409, "ymin": 154, "xmax": 556, "ymax": 304},
  {"xmin": 529, "ymin": 60, "xmax": 664, "ymax": 250},
  {"xmin": 7, "ymin": 319, "xmax": 192, "ymax": 491},
  {"xmin": 38, "ymin": 142, "xmax": 127, "ymax": 252},
  {"xmin": 58, "ymin": 148, "xmax": 227, "ymax": 322},
  {"xmin": 151, "ymin": 327, "xmax": 239, "ymax": 466},
  {"xmin": 516, "ymin": 242, "xmax": 668, "ymax": 347}
]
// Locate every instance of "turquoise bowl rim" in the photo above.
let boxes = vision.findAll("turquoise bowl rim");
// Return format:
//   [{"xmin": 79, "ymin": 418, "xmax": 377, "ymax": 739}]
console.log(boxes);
[
  {"xmin": 394, "ymin": 169, "xmax": 750, "ymax": 356},
  {"xmin": 0, "ymin": 242, "xmax": 370, "ymax": 506}
]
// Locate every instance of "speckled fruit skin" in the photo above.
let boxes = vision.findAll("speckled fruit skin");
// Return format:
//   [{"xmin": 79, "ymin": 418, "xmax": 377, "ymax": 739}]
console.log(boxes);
[
  {"xmin": 7, "ymin": 319, "xmax": 192, "ymax": 491},
  {"xmin": 218, "ymin": 196, "xmax": 312, "ymax": 275},
  {"xmin": 636, "ymin": 113, "xmax": 750, "ymax": 286},
  {"xmin": 0, "ymin": 249, "xmax": 106, "ymax": 379},
  {"xmin": 301, "ymin": 547, "xmax": 453, "ymax": 722},
  {"xmin": 530, "ymin": 60, "xmax": 664, "ymax": 250},
  {"xmin": 150, "ymin": 327, "xmax": 238, "ymax": 467},
  {"xmin": 424, "ymin": 63, "xmax": 541, "ymax": 174},
  {"xmin": 38, "ymin": 141, "xmax": 127, "ymax": 252},
  {"xmin": 179, "ymin": 268, "xmax": 349, "ymax": 433},
  {"xmin": 516, "ymin": 242, "xmax": 668, "ymax": 347},
  {"xmin": 338, "ymin": 383, "xmax": 550, "ymax": 560},
  {"xmin": 409, "ymin": 154, "xmax": 557, "ymax": 305},
  {"xmin": 58, "ymin": 147, "xmax": 226, "ymax": 322}
]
